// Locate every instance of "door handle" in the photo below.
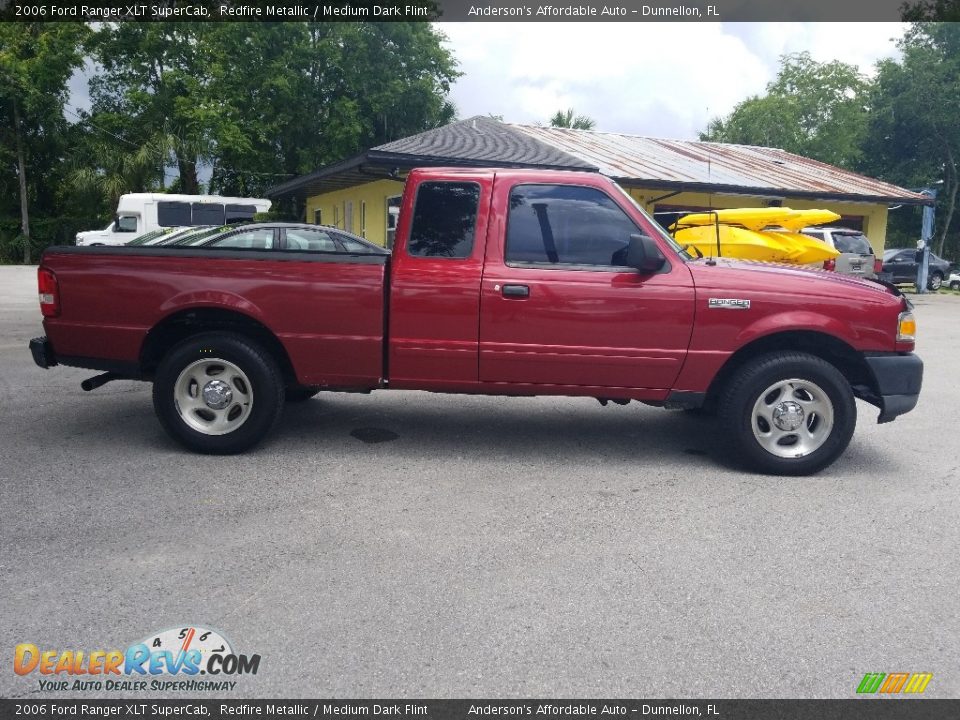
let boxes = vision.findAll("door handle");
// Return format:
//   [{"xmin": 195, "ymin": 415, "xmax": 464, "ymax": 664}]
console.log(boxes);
[{"xmin": 501, "ymin": 284, "xmax": 530, "ymax": 298}]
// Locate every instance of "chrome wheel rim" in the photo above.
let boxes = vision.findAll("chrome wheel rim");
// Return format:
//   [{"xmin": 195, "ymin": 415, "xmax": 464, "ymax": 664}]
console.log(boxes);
[
  {"xmin": 174, "ymin": 358, "xmax": 254, "ymax": 435},
  {"xmin": 750, "ymin": 378, "xmax": 833, "ymax": 459}
]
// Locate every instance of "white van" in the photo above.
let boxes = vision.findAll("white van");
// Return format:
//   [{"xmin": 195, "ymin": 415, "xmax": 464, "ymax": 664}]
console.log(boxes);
[{"xmin": 76, "ymin": 193, "xmax": 272, "ymax": 246}]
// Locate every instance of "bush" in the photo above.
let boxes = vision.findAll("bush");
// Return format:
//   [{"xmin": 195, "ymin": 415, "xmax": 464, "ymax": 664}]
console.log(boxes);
[{"xmin": 0, "ymin": 215, "xmax": 104, "ymax": 264}]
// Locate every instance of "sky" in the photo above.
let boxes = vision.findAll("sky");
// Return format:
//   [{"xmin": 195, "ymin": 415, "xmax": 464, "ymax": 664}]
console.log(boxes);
[{"xmin": 439, "ymin": 22, "xmax": 907, "ymax": 139}]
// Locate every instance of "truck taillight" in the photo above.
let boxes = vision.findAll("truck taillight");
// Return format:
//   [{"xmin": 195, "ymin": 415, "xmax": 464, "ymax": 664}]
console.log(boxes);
[
  {"xmin": 38, "ymin": 267, "xmax": 60, "ymax": 317},
  {"xmin": 823, "ymin": 259, "xmax": 836, "ymax": 271},
  {"xmin": 874, "ymin": 258, "xmax": 884, "ymax": 273}
]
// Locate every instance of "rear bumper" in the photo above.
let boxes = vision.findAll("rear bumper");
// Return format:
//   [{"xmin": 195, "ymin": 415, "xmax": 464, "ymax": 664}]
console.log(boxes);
[
  {"xmin": 30, "ymin": 336, "xmax": 57, "ymax": 369},
  {"xmin": 860, "ymin": 353, "xmax": 923, "ymax": 424}
]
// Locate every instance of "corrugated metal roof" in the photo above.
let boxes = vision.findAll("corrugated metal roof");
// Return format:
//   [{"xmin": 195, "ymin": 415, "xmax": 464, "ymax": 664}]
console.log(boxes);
[
  {"xmin": 511, "ymin": 125, "xmax": 929, "ymax": 204},
  {"xmin": 269, "ymin": 118, "xmax": 928, "ymax": 204}
]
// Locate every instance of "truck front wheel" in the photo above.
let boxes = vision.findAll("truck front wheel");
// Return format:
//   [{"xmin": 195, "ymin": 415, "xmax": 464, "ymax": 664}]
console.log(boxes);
[
  {"xmin": 152, "ymin": 332, "xmax": 285, "ymax": 454},
  {"xmin": 717, "ymin": 352, "xmax": 856, "ymax": 475}
]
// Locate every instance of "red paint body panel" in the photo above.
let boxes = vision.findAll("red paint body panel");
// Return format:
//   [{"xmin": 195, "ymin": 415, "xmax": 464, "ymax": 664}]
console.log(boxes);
[
  {"xmin": 387, "ymin": 171, "xmax": 493, "ymax": 389},
  {"xmin": 39, "ymin": 168, "xmax": 911, "ymax": 402},
  {"xmin": 477, "ymin": 171, "xmax": 694, "ymax": 391},
  {"xmin": 42, "ymin": 252, "xmax": 386, "ymax": 386}
]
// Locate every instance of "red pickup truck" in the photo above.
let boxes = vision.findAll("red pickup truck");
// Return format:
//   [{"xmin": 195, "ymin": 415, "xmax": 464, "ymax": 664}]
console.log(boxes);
[{"xmin": 30, "ymin": 168, "xmax": 922, "ymax": 475}]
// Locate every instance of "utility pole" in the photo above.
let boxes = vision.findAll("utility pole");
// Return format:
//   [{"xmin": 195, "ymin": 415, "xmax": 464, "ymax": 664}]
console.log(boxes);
[{"xmin": 915, "ymin": 189, "xmax": 936, "ymax": 294}]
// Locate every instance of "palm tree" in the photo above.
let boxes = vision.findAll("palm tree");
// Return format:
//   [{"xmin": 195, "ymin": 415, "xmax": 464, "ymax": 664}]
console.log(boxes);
[{"xmin": 549, "ymin": 108, "xmax": 596, "ymax": 130}]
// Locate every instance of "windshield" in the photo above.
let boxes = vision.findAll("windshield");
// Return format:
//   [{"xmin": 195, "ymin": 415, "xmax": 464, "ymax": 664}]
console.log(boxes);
[{"xmin": 612, "ymin": 183, "xmax": 693, "ymax": 260}]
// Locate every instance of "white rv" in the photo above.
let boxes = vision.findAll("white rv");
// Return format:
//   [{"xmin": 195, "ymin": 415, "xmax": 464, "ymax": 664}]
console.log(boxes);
[{"xmin": 75, "ymin": 193, "xmax": 272, "ymax": 246}]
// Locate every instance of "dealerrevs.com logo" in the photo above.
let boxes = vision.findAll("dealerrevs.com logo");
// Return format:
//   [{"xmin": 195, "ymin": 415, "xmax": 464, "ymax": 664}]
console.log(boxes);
[{"xmin": 14, "ymin": 625, "xmax": 260, "ymax": 692}]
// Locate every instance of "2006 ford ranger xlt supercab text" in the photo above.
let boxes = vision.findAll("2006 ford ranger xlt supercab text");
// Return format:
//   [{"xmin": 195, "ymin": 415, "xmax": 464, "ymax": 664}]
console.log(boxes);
[{"xmin": 29, "ymin": 168, "xmax": 923, "ymax": 475}]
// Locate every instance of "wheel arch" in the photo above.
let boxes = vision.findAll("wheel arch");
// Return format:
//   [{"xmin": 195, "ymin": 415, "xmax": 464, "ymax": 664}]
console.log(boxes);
[
  {"xmin": 140, "ymin": 307, "xmax": 298, "ymax": 385},
  {"xmin": 704, "ymin": 330, "xmax": 871, "ymax": 411}
]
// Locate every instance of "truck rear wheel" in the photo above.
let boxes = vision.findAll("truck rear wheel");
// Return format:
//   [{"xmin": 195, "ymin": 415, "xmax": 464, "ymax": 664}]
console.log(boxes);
[
  {"xmin": 152, "ymin": 332, "xmax": 285, "ymax": 454},
  {"xmin": 717, "ymin": 351, "xmax": 856, "ymax": 475}
]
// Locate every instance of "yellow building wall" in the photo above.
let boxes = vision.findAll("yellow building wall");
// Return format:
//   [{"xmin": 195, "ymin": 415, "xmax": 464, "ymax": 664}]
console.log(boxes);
[
  {"xmin": 624, "ymin": 187, "xmax": 890, "ymax": 252},
  {"xmin": 305, "ymin": 179, "xmax": 891, "ymax": 252},
  {"xmin": 305, "ymin": 179, "xmax": 405, "ymax": 247}
]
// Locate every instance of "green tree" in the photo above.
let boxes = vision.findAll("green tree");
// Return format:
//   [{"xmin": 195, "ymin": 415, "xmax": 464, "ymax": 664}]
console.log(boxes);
[
  {"xmin": 0, "ymin": 23, "xmax": 88, "ymax": 262},
  {"xmin": 549, "ymin": 108, "xmax": 596, "ymax": 130},
  {"xmin": 701, "ymin": 52, "xmax": 870, "ymax": 169},
  {"xmin": 205, "ymin": 22, "xmax": 459, "ymax": 197},
  {"xmin": 88, "ymin": 22, "xmax": 460, "ymax": 200},
  {"xmin": 862, "ymin": 23, "xmax": 960, "ymax": 257},
  {"xmin": 88, "ymin": 22, "xmax": 224, "ymax": 195}
]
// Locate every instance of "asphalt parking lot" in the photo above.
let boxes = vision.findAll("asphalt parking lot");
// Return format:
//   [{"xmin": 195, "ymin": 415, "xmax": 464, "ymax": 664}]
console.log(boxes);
[{"xmin": 1, "ymin": 264, "xmax": 957, "ymax": 699}]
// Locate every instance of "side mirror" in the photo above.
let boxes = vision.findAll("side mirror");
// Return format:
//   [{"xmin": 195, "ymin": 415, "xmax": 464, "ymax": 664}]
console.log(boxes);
[{"xmin": 624, "ymin": 234, "xmax": 666, "ymax": 273}]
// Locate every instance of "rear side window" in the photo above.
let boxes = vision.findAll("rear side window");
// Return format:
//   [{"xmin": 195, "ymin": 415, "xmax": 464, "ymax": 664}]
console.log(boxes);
[
  {"xmin": 505, "ymin": 184, "xmax": 638, "ymax": 267},
  {"xmin": 284, "ymin": 228, "xmax": 337, "ymax": 252},
  {"xmin": 158, "ymin": 201, "xmax": 191, "ymax": 227},
  {"xmin": 209, "ymin": 229, "xmax": 274, "ymax": 250},
  {"xmin": 833, "ymin": 232, "xmax": 872, "ymax": 254},
  {"xmin": 407, "ymin": 182, "xmax": 480, "ymax": 258}
]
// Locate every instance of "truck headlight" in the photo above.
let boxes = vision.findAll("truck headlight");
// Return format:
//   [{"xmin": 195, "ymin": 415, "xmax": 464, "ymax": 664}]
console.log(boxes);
[{"xmin": 897, "ymin": 311, "xmax": 916, "ymax": 342}]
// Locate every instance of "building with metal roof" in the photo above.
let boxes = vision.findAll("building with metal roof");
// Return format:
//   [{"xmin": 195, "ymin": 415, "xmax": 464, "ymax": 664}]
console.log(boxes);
[{"xmin": 268, "ymin": 116, "xmax": 929, "ymax": 249}]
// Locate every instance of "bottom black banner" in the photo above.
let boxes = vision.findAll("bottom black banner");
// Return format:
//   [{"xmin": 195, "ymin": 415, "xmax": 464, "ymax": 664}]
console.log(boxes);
[{"xmin": 0, "ymin": 699, "xmax": 955, "ymax": 720}]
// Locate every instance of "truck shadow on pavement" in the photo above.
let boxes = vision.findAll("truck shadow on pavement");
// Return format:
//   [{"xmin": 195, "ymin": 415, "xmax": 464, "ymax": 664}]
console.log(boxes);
[{"xmin": 276, "ymin": 393, "xmax": 744, "ymax": 472}]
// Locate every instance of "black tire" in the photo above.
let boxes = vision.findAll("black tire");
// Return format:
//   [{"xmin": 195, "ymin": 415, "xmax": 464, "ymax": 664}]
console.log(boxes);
[
  {"xmin": 285, "ymin": 386, "xmax": 321, "ymax": 403},
  {"xmin": 951, "ymin": 281, "xmax": 960, "ymax": 290},
  {"xmin": 928, "ymin": 272, "xmax": 943, "ymax": 291},
  {"xmin": 717, "ymin": 351, "xmax": 856, "ymax": 475},
  {"xmin": 152, "ymin": 332, "xmax": 285, "ymax": 454}
]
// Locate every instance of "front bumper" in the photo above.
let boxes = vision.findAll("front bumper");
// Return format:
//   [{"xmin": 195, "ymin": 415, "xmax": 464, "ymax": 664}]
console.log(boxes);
[
  {"xmin": 861, "ymin": 353, "xmax": 923, "ymax": 424},
  {"xmin": 29, "ymin": 336, "xmax": 57, "ymax": 369}
]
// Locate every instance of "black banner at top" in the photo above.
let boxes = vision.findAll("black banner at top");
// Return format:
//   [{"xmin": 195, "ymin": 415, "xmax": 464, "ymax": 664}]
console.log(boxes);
[
  {"xmin": 0, "ymin": 0, "xmax": 933, "ymax": 22},
  {"xmin": 0, "ymin": 699, "xmax": 958, "ymax": 720}
]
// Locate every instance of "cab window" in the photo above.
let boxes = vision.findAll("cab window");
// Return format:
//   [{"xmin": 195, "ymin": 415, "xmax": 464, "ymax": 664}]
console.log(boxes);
[
  {"xmin": 407, "ymin": 182, "xmax": 480, "ymax": 258},
  {"xmin": 505, "ymin": 184, "xmax": 639, "ymax": 268}
]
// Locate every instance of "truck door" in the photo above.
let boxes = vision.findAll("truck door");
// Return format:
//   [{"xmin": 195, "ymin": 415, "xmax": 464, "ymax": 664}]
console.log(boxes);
[
  {"xmin": 478, "ymin": 179, "xmax": 695, "ymax": 393},
  {"xmin": 388, "ymin": 172, "xmax": 493, "ymax": 389}
]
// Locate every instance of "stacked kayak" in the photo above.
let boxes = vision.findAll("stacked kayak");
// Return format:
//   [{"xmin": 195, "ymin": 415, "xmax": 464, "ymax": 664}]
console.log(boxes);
[{"xmin": 671, "ymin": 208, "xmax": 842, "ymax": 265}]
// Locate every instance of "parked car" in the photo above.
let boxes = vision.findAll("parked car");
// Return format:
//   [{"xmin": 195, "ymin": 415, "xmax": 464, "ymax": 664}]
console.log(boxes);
[
  {"xmin": 187, "ymin": 223, "xmax": 386, "ymax": 253},
  {"xmin": 948, "ymin": 271, "xmax": 960, "ymax": 290},
  {"xmin": 881, "ymin": 248, "xmax": 951, "ymax": 290},
  {"xmin": 800, "ymin": 227, "xmax": 880, "ymax": 279},
  {"xmin": 30, "ymin": 168, "xmax": 921, "ymax": 476}
]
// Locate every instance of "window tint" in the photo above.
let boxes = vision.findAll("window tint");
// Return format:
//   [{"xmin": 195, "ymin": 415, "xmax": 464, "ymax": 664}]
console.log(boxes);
[
  {"xmin": 506, "ymin": 185, "xmax": 638, "ymax": 267},
  {"xmin": 192, "ymin": 203, "xmax": 226, "ymax": 226},
  {"xmin": 158, "ymin": 201, "xmax": 191, "ymax": 227},
  {"xmin": 802, "ymin": 231, "xmax": 825, "ymax": 241},
  {"xmin": 226, "ymin": 204, "xmax": 257, "ymax": 223},
  {"xmin": 833, "ymin": 232, "xmax": 872, "ymax": 254},
  {"xmin": 209, "ymin": 229, "xmax": 274, "ymax": 250},
  {"xmin": 408, "ymin": 182, "xmax": 480, "ymax": 258},
  {"xmin": 284, "ymin": 228, "xmax": 337, "ymax": 252}
]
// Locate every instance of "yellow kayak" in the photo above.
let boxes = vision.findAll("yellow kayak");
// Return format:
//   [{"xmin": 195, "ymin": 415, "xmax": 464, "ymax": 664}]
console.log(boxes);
[
  {"xmin": 672, "ymin": 207, "xmax": 800, "ymax": 232},
  {"xmin": 776, "ymin": 209, "xmax": 841, "ymax": 232},
  {"xmin": 763, "ymin": 230, "xmax": 840, "ymax": 264},
  {"xmin": 675, "ymin": 225, "xmax": 801, "ymax": 263}
]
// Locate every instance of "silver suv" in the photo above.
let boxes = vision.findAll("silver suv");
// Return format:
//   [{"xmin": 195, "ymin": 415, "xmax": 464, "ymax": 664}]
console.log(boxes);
[{"xmin": 801, "ymin": 227, "xmax": 879, "ymax": 279}]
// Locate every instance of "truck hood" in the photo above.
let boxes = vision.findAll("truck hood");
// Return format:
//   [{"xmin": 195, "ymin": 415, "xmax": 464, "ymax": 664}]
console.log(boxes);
[{"xmin": 688, "ymin": 257, "xmax": 896, "ymax": 299}]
